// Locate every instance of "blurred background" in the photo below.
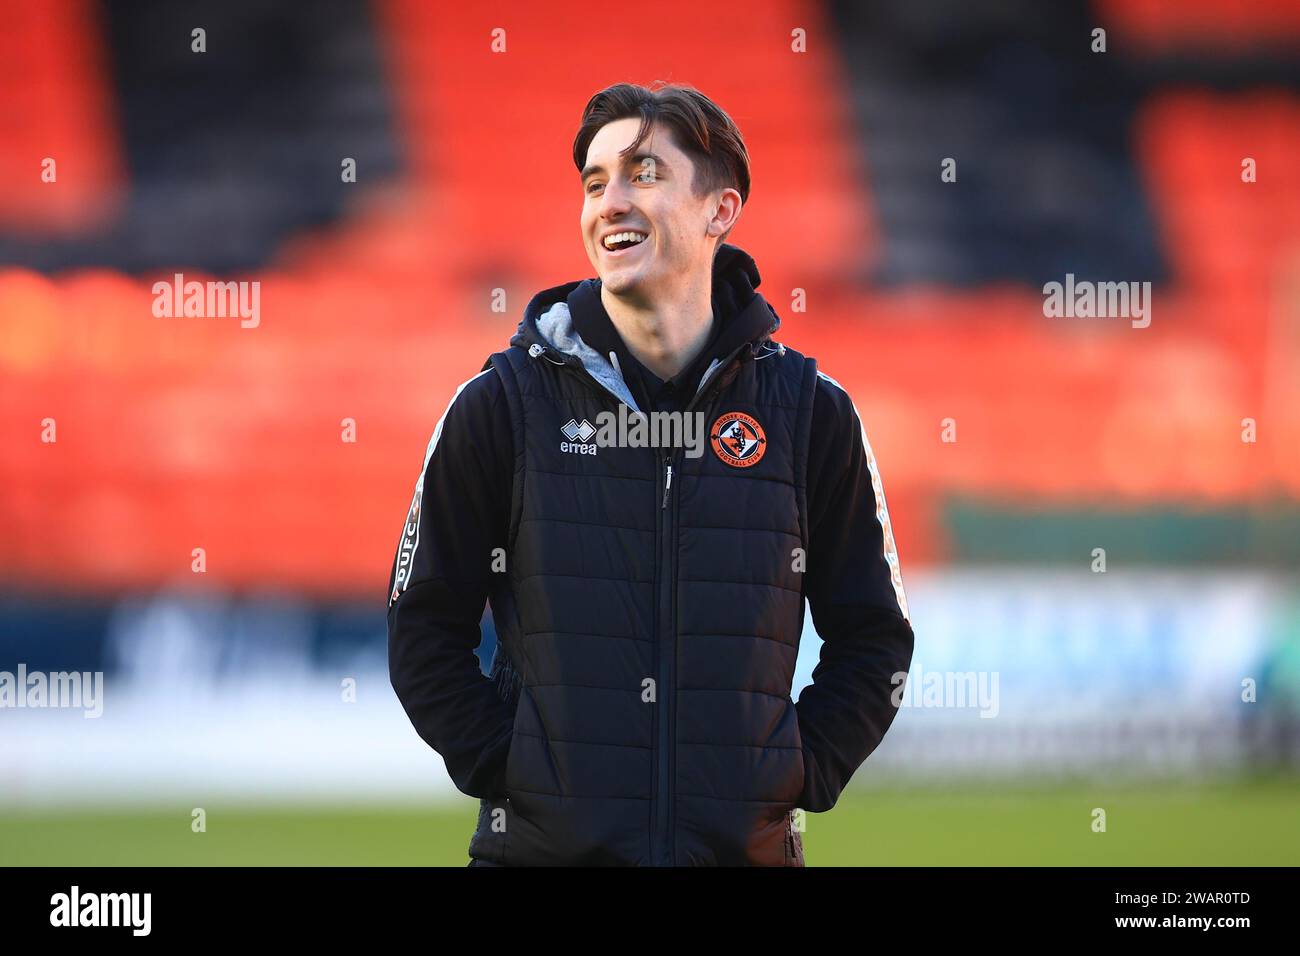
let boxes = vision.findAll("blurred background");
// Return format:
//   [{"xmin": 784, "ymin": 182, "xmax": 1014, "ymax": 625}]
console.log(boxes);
[{"xmin": 1, "ymin": 0, "xmax": 1299, "ymax": 864}]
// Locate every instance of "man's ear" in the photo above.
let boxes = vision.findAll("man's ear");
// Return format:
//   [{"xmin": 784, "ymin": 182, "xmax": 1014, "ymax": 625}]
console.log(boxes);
[{"xmin": 706, "ymin": 187, "xmax": 743, "ymax": 239}]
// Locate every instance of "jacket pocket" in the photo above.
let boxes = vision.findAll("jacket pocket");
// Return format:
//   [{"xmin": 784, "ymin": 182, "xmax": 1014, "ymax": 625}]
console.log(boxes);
[
  {"xmin": 504, "ymin": 683, "xmax": 563, "ymax": 797},
  {"xmin": 500, "ymin": 728, "xmax": 517, "ymax": 796},
  {"xmin": 784, "ymin": 809, "xmax": 806, "ymax": 867},
  {"xmin": 468, "ymin": 795, "xmax": 511, "ymax": 865},
  {"xmin": 503, "ymin": 699, "xmax": 522, "ymax": 792},
  {"xmin": 785, "ymin": 694, "xmax": 807, "ymax": 807}
]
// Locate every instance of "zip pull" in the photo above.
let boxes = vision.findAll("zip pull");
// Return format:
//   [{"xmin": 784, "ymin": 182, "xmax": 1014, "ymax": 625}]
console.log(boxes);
[
  {"xmin": 661, "ymin": 461, "xmax": 673, "ymax": 509},
  {"xmin": 526, "ymin": 342, "xmax": 565, "ymax": 366}
]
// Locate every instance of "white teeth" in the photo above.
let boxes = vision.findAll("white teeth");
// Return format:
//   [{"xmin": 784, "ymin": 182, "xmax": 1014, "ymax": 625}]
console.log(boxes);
[{"xmin": 603, "ymin": 231, "xmax": 647, "ymax": 250}]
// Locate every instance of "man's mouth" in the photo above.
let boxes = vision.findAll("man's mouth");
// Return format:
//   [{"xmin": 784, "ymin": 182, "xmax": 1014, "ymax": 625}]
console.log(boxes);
[{"xmin": 602, "ymin": 230, "xmax": 649, "ymax": 255}]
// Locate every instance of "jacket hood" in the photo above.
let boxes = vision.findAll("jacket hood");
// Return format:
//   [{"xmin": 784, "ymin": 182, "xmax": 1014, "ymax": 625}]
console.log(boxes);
[{"xmin": 509, "ymin": 243, "xmax": 783, "ymax": 413}]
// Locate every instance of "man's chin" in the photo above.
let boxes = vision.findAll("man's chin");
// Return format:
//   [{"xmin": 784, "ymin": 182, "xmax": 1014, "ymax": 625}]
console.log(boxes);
[{"xmin": 599, "ymin": 268, "xmax": 645, "ymax": 296}]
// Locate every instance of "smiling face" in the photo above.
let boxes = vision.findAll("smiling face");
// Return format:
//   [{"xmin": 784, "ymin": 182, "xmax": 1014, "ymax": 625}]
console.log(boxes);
[{"xmin": 580, "ymin": 117, "xmax": 736, "ymax": 304}]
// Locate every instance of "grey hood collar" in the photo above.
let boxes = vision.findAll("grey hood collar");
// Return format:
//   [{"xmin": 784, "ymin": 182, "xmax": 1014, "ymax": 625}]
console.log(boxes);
[
  {"xmin": 519, "ymin": 298, "xmax": 783, "ymax": 414},
  {"xmin": 511, "ymin": 246, "xmax": 783, "ymax": 412},
  {"xmin": 531, "ymin": 299, "xmax": 644, "ymax": 413}
]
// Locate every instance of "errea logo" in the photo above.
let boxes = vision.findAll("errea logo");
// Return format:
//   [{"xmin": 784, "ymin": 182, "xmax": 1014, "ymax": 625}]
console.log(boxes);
[{"xmin": 560, "ymin": 418, "xmax": 597, "ymax": 455}]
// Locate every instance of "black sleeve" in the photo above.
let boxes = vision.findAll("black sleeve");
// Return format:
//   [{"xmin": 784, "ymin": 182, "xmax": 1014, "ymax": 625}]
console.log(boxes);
[
  {"xmin": 795, "ymin": 371, "xmax": 916, "ymax": 813},
  {"xmin": 386, "ymin": 365, "xmax": 517, "ymax": 800}
]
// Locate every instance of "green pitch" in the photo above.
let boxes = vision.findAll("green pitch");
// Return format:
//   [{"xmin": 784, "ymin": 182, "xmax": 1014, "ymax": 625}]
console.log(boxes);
[{"xmin": 2, "ymin": 775, "xmax": 1296, "ymax": 866}]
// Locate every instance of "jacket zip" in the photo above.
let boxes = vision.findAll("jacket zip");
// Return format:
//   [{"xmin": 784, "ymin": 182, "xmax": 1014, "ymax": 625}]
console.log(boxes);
[
  {"xmin": 653, "ymin": 449, "xmax": 672, "ymax": 863},
  {"xmin": 651, "ymin": 342, "xmax": 754, "ymax": 866},
  {"xmin": 657, "ymin": 454, "xmax": 674, "ymax": 857},
  {"xmin": 529, "ymin": 338, "xmax": 756, "ymax": 866}
]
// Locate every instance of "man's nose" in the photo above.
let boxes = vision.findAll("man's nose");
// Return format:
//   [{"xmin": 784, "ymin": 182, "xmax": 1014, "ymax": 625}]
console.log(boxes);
[{"xmin": 598, "ymin": 178, "xmax": 632, "ymax": 217}]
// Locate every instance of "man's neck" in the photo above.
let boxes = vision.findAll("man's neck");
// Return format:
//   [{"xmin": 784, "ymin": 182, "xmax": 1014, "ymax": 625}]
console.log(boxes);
[{"xmin": 600, "ymin": 277, "xmax": 715, "ymax": 382}]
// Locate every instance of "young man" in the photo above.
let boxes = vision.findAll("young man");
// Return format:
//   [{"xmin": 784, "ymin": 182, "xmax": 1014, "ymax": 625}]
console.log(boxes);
[{"xmin": 387, "ymin": 82, "xmax": 914, "ymax": 866}]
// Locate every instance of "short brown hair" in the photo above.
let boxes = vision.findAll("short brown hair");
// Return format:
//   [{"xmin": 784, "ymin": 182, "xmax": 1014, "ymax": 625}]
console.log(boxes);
[{"xmin": 573, "ymin": 82, "xmax": 751, "ymax": 239}]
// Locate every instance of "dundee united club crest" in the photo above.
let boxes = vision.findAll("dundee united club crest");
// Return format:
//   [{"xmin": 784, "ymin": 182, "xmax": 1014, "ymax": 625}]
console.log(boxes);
[{"xmin": 710, "ymin": 411, "xmax": 767, "ymax": 468}]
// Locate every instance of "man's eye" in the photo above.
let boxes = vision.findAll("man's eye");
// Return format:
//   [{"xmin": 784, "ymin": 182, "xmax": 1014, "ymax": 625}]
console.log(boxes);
[
  {"xmin": 586, "ymin": 182, "xmax": 604, "ymax": 194},
  {"xmin": 635, "ymin": 171, "xmax": 655, "ymax": 184}
]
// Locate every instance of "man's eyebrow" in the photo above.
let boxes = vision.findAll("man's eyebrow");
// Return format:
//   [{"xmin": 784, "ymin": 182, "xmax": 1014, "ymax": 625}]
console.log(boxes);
[{"xmin": 581, "ymin": 152, "xmax": 669, "ymax": 182}]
